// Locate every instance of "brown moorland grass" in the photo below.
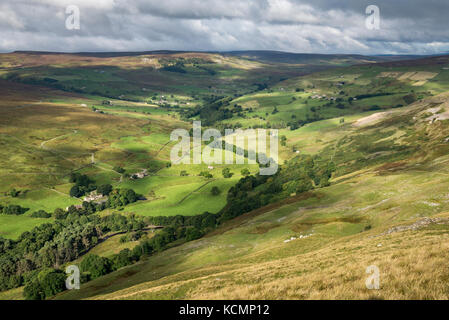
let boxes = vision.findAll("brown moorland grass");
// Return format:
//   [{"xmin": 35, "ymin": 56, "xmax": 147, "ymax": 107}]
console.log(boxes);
[{"xmin": 91, "ymin": 215, "xmax": 449, "ymax": 300}]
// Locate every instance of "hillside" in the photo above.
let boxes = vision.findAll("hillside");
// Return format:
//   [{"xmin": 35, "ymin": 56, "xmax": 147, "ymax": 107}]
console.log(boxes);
[
  {"xmin": 1, "ymin": 51, "xmax": 449, "ymax": 300},
  {"xmin": 55, "ymin": 92, "xmax": 449, "ymax": 299}
]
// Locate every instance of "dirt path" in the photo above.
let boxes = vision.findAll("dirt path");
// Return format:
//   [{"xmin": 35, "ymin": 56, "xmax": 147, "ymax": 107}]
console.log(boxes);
[{"xmin": 40, "ymin": 130, "xmax": 78, "ymax": 150}]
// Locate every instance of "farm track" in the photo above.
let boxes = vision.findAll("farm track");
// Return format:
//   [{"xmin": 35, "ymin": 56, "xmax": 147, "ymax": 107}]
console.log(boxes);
[
  {"xmin": 176, "ymin": 179, "xmax": 216, "ymax": 205},
  {"xmin": 40, "ymin": 130, "xmax": 78, "ymax": 150},
  {"xmin": 44, "ymin": 187, "xmax": 82, "ymax": 202},
  {"xmin": 155, "ymin": 140, "xmax": 171, "ymax": 157}
]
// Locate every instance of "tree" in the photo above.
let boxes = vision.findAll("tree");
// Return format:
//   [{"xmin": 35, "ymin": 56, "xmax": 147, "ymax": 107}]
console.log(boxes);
[
  {"xmin": 280, "ymin": 135, "xmax": 287, "ymax": 146},
  {"xmin": 199, "ymin": 171, "xmax": 213, "ymax": 179},
  {"xmin": 111, "ymin": 249, "xmax": 133, "ymax": 270},
  {"xmin": 23, "ymin": 280, "xmax": 44, "ymax": 300},
  {"xmin": 23, "ymin": 269, "xmax": 66, "ymax": 300},
  {"xmin": 54, "ymin": 208, "xmax": 67, "ymax": 220},
  {"xmin": 241, "ymin": 168, "xmax": 250, "ymax": 177},
  {"xmin": 69, "ymin": 185, "xmax": 81, "ymax": 198},
  {"xmin": 9, "ymin": 188, "xmax": 19, "ymax": 197},
  {"xmin": 113, "ymin": 166, "xmax": 126, "ymax": 174},
  {"xmin": 319, "ymin": 176, "xmax": 330, "ymax": 187},
  {"xmin": 80, "ymin": 254, "xmax": 111, "ymax": 279},
  {"xmin": 211, "ymin": 186, "xmax": 221, "ymax": 196},
  {"xmin": 97, "ymin": 184, "xmax": 112, "ymax": 196},
  {"xmin": 201, "ymin": 213, "xmax": 216, "ymax": 230},
  {"xmin": 222, "ymin": 168, "xmax": 233, "ymax": 178},
  {"xmin": 39, "ymin": 270, "xmax": 66, "ymax": 298},
  {"xmin": 180, "ymin": 170, "xmax": 188, "ymax": 176}
]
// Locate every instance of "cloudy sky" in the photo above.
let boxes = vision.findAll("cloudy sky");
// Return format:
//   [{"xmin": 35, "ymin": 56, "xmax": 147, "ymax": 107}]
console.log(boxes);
[{"xmin": 0, "ymin": 0, "xmax": 448, "ymax": 55}]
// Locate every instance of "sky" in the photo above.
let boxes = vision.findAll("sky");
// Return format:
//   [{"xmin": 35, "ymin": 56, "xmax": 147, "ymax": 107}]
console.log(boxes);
[{"xmin": 0, "ymin": 0, "xmax": 448, "ymax": 55}]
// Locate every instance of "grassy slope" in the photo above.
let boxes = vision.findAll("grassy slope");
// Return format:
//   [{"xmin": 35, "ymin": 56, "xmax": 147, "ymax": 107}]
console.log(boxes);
[
  {"xmin": 221, "ymin": 55, "xmax": 449, "ymax": 130},
  {"xmin": 55, "ymin": 93, "xmax": 449, "ymax": 299}
]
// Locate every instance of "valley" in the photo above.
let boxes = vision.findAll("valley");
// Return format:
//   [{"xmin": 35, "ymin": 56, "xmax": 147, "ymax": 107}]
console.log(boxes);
[{"xmin": 1, "ymin": 50, "xmax": 449, "ymax": 300}]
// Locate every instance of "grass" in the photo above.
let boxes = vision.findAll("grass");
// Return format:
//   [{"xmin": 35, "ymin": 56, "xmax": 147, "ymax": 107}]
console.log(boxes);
[
  {"xmin": 0, "ymin": 215, "xmax": 51, "ymax": 240},
  {"xmin": 123, "ymin": 176, "xmax": 235, "ymax": 217}
]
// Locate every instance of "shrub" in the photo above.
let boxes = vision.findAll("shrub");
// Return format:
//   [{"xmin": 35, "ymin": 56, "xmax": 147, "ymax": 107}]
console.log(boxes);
[
  {"xmin": 9, "ymin": 188, "xmax": 19, "ymax": 197},
  {"xmin": 222, "ymin": 168, "xmax": 233, "ymax": 178},
  {"xmin": 211, "ymin": 186, "xmax": 221, "ymax": 196}
]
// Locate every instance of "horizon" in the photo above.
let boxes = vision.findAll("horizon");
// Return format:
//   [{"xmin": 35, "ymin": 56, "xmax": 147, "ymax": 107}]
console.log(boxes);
[{"xmin": 2, "ymin": 49, "xmax": 445, "ymax": 57}]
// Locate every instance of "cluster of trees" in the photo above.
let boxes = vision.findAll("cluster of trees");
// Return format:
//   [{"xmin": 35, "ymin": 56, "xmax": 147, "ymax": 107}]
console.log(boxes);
[
  {"xmin": 82, "ymin": 213, "xmax": 215, "ymax": 281},
  {"xmin": 145, "ymin": 211, "xmax": 217, "ymax": 235},
  {"xmin": 0, "ymin": 212, "xmax": 146, "ymax": 295},
  {"xmin": 30, "ymin": 210, "xmax": 51, "ymax": 218},
  {"xmin": 106, "ymin": 188, "xmax": 138, "ymax": 208},
  {"xmin": 287, "ymin": 114, "xmax": 324, "ymax": 131},
  {"xmin": 69, "ymin": 173, "xmax": 96, "ymax": 198},
  {"xmin": 161, "ymin": 62, "xmax": 187, "ymax": 73},
  {"xmin": 218, "ymin": 155, "xmax": 336, "ymax": 222},
  {"xmin": 23, "ymin": 269, "xmax": 67, "ymax": 300},
  {"xmin": 9, "ymin": 188, "xmax": 19, "ymax": 197},
  {"xmin": 354, "ymin": 92, "xmax": 393, "ymax": 100},
  {"xmin": 181, "ymin": 95, "xmax": 233, "ymax": 125},
  {"xmin": 222, "ymin": 168, "xmax": 233, "ymax": 178},
  {"xmin": 22, "ymin": 210, "xmax": 219, "ymax": 299},
  {"xmin": 0, "ymin": 204, "xmax": 28, "ymax": 216},
  {"xmin": 199, "ymin": 171, "xmax": 213, "ymax": 179}
]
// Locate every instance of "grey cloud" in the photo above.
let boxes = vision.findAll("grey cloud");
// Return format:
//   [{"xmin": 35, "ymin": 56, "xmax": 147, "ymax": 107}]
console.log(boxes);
[{"xmin": 0, "ymin": 0, "xmax": 448, "ymax": 54}]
